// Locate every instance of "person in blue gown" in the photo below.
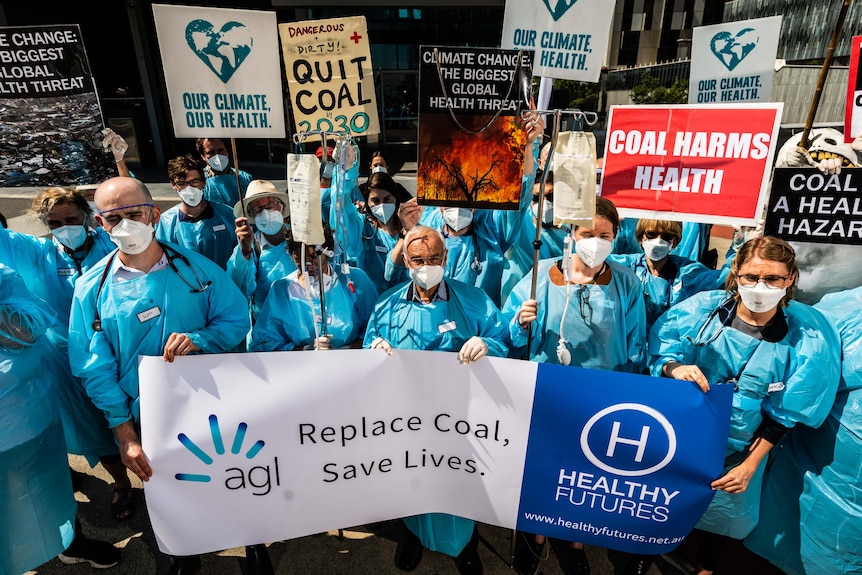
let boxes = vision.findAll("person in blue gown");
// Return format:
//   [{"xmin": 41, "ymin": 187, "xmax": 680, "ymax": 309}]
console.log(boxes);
[
  {"xmin": 649, "ymin": 236, "xmax": 840, "ymax": 575},
  {"xmin": 156, "ymin": 154, "xmax": 238, "ymax": 270},
  {"xmin": 503, "ymin": 196, "xmax": 647, "ymax": 575},
  {"xmin": 250, "ymin": 223, "xmax": 377, "ymax": 351},
  {"xmin": 363, "ymin": 225, "xmax": 508, "ymax": 575},
  {"xmin": 744, "ymin": 284, "xmax": 862, "ymax": 575},
  {"xmin": 196, "ymin": 137, "xmax": 253, "ymax": 207}
]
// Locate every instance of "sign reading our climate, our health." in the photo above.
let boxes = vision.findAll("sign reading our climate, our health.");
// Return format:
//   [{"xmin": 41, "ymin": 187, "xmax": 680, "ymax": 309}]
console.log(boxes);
[
  {"xmin": 151, "ymin": 4, "xmax": 286, "ymax": 139},
  {"xmin": 765, "ymin": 167, "xmax": 862, "ymax": 245},
  {"xmin": 688, "ymin": 16, "xmax": 782, "ymax": 105},
  {"xmin": 600, "ymin": 103, "xmax": 783, "ymax": 226},
  {"xmin": 501, "ymin": 0, "xmax": 613, "ymax": 82},
  {"xmin": 279, "ymin": 16, "xmax": 380, "ymax": 136},
  {"xmin": 141, "ymin": 350, "xmax": 731, "ymax": 557}
]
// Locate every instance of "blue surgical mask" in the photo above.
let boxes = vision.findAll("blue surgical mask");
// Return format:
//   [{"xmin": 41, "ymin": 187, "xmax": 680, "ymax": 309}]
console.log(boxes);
[
  {"xmin": 53, "ymin": 224, "xmax": 89, "ymax": 250},
  {"xmin": 255, "ymin": 209, "xmax": 284, "ymax": 236}
]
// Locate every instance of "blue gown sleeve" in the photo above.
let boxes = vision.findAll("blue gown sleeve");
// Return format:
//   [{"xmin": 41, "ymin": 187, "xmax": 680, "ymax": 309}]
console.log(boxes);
[{"xmin": 249, "ymin": 278, "xmax": 296, "ymax": 352}]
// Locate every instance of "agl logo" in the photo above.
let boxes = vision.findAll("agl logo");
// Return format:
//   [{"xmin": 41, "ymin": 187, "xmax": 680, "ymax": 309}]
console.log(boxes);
[{"xmin": 176, "ymin": 414, "xmax": 280, "ymax": 495}]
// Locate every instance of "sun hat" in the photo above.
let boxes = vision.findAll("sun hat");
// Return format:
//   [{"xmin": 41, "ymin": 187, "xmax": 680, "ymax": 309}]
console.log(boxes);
[{"xmin": 233, "ymin": 179, "xmax": 290, "ymax": 223}]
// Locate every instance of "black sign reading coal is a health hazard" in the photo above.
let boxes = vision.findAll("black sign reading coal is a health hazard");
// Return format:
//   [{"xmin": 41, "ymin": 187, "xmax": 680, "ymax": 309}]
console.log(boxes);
[
  {"xmin": 0, "ymin": 25, "xmax": 91, "ymax": 97},
  {"xmin": 765, "ymin": 167, "xmax": 862, "ymax": 245},
  {"xmin": 420, "ymin": 46, "xmax": 533, "ymax": 115}
]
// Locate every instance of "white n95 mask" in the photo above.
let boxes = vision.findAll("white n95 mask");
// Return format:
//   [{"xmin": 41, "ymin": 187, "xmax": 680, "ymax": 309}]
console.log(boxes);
[
  {"xmin": 575, "ymin": 237, "xmax": 612, "ymax": 269},
  {"xmin": 737, "ymin": 283, "xmax": 786, "ymax": 313},
  {"xmin": 642, "ymin": 237, "xmax": 671, "ymax": 261},
  {"xmin": 178, "ymin": 185, "xmax": 203, "ymax": 207},
  {"xmin": 53, "ymin": 224, "xmax": 88, "ymax": 250},
  {"xmin": 370, "ymin": 203, "xmax": 396, "ymax": 224},
  {"xmin": 409, "ymin": 265, "xmax": 444, "ymax": 290},
  {"xmin": 443, "ymin": 208, "xmax": 473, "ymax": 232},
  {"xmin": 208, "ymin": 154, "xmax": 229, "ymax": 172},
  {"xmin": 255, "ymin": 209, "xmax": 285, "ymax": 236},
  {"xmin": 109, "ymin": 219, "xmax": 154, "ymax": 255}
]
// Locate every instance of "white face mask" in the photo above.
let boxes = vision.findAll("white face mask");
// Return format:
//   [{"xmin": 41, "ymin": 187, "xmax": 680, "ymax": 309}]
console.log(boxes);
[
  {"xmin": 255, "ymin": 209, "xmax": 284, "ymax": 236},
  {"xmin": 371, "ymin": 165, "xmax": 388, "ymax": 174},
  {"xmin": 178, "ymin": 185, "xmax": 203, "ymax": 207},
  {"xmin": 531, "ymin": 199, "xmax": 554, "ymax": 225},
  {"xmin": 737, "ymin": 282, "xmax": 786, "ymax": 313},
  {"xmin": 208, "ymin": 154, "xmax": 229, "ymax": 172},
  {"xmin": 109, "ymin": 218, "xmax": 154, "ymax": 255},
  {"xmin": 575, "ymin": 236, "xmax": 613, "ymax": 269},
  {"xmin": 443, "ymin": 208, "xmax": 473, "ymax": 232},
  {"xmin": 409, "ymin": 265, "xmax": 445, "ymax": 290},
  {"xmin": 53, "ymin": 224, "xmax": 88, "ymax": 250},
  {"xmin": 370, "ymin": 203, "xmax": 396, "ymax": 224},
  {"xmin": 642, "ymin": 237, "xmax": 672, "ymax": 261}
]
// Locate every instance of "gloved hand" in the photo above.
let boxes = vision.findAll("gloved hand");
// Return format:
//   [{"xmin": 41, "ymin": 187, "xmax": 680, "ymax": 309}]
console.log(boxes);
[
  {"xmin": 732, "ymin": 218, "xmax": 765, "ymax": 248},
  {"xmin": 784, "ymin": 146, "xmax": 815, "ymax": 169},
  {"xmin": 102, "ymin": 128, "xmax": 129, "ymax": 161},
  {"xmin": 314, "ymin": 335, "xmax": 331, "ymax": 350},
  {"xmin": 370, "ymin": 337, "xmax": 392, "ymax": 355},
  {"xmin": 458, "ymin": 336, "xmax": 488, "ymax": 364}
]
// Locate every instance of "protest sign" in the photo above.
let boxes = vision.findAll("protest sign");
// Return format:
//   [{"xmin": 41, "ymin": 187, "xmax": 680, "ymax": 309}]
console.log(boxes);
[
  {"xmin": 845, "ymin": 35, "xmax": 862, "ymax": 142},
  {"xmin": 601, "ymin": 103, "xmax": 783, "ymax": 226},
  {"xmin": 765, "ymin": 167, "xmax": 862, "ymax": 245},
  {"xmin": 500, "ymin": 0, "xmax": 613, "ymax": 83},
  {"xmin": 688, "ymin": 16, "xmax": 782, "ymax": 105},
  {"xmin": 417, "ymin": 46, "xmax": 533, "ymax": 209},
  {"xmin": 279, "ymin": 16, "xmax": 379, "ymax": 137},
  {"xmin": 141, "ymin": 350, "xmax": 731, "ymax": 557},
  {"xmin": 151, "ymin": 4, "xmax": 285, "ymax": 139},
  {"xmin": 0, "ymin": 25, "xmax": 115, "ymax": 187}
]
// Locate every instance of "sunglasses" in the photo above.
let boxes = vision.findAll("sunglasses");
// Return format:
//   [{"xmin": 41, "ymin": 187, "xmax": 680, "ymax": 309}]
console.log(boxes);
[{"xmin": 643, "ymin": 230, "xmax": 676, "ymax": 243}]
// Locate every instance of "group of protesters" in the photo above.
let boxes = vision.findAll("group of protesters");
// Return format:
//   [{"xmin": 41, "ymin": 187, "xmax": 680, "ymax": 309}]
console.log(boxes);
[{"xmin": 1, "ymin": 112, "xmax": 860, "ymax": 575}]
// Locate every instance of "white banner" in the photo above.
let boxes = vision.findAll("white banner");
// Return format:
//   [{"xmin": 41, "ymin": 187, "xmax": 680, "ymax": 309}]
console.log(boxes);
[
  {"xmin": 141, "ymin": 350, "xmax": 538, "ymax": 556},
  {"xmin": 152, "ymin": 4, "xmax": 286, "ymax": 139},
  {"xmin": 688, "ymin": 15, "xmax": 782, "ymax": 105},
  {"xmin": 500, "ymin": 0, "xmax": 614, "ymax": 82}
]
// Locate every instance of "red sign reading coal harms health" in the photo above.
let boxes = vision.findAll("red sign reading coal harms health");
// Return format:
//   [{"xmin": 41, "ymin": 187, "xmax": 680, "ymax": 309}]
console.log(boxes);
[{"xmin": 600, "ymin": 104, "xmax": 783, "ymax": 226}]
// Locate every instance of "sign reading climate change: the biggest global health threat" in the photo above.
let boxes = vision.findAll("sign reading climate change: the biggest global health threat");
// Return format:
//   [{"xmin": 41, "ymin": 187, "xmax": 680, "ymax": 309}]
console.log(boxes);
[
  {"xmin": 501, "ymin": 0, "xmax": 614, "ymax": 82},
  {"xmin": 600, "ymin": 103, "xmax": 783, "ymax": 226},
  {"xmin": 152, "ymin": 4, "xmax": 286, "ymax": 139},
  {"xmin": 141, "ymin": 350, "xmax": 732, "ymax": 557}
]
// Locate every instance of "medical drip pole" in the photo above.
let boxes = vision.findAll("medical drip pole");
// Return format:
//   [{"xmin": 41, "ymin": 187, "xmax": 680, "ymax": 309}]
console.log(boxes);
[
  {"xmin": 799, "ymin": 0, "xmax": 851, "ymax": 149},
  {"xmin": 230, "ymin": 137, "xmax": 246, "ymax": 217},
  {"xmin": 523, "ymin": 108, "xmax": 599, "ymax": 359},
  {"xmin": 316, "ymin": 249, "xmax": 328, "ymax": 338}
]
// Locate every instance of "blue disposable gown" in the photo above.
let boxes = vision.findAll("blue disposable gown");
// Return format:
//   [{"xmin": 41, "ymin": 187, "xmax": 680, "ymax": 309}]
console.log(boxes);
[
  {"xmin": 501, "ymin": 214, "xmax": 569, "ymax": 307},
  {"xmin": 226, "ymin": 232, "xmax": 298, "ymax": 326},
  {"xmin": 504, "ymin": 258, "xmax": 647, "ymax": 372},
  {"xmin": 0, "ymin": 229, "xmax": 118, "ymax": 462},
  {"xmin": 612, "ymin": 220, "xmax": 713, "ymax": 264},
  {"xmin": 0, "ymin": 265, "xmax": 76, "ymax": 575},
  {"xmin": 68, "ymin": 243, "xmax": 251, "ymax": 428},
  {"xmin": 155, "ymin": 202, "xmax": 238, "ymax": 270},
  {"xmin": 649, "ymin": 290, "xmax": 840, "ymax": 539},
  {"xmin": 745, "ymin": 286, "xmax": 862, "ymax": 575},
  {"xmin": 387, "ymin": 174, "xmax": 534, "ymax": 308},
  {"xmin": 362, "ymin": 278, "xmax": 508, "ymax": 556},
  {"xmin": 203, "ymin": 168, "xmax": 253, "ymax": 207},
  {"xmin": 608, "ymin": 253, "xmax": 728, "ymax": 331},
  {"xmin": 250, "ymin": 266, "xmax": 378, "ymax": 351}
]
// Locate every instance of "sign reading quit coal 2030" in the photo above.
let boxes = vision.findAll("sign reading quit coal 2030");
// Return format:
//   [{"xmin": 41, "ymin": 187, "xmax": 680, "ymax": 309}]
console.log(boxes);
[{"xmin": 766, "ymin": 167, "xmax": 862, "ymax": 245}]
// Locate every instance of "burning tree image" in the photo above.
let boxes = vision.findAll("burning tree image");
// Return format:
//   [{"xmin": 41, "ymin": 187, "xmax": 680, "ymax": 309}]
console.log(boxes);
[{"xmin": 417, "ymin": 114, "xmax": 527, "ymax": 209}]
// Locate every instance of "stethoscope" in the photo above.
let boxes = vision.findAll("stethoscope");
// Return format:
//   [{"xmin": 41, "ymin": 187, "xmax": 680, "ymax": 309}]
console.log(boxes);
[
  {"xmin": 442, "ymin": 225, "xmax": 483, "ymax": 274},
  {"xmin": 634, "ymin": 255, "xmax": 675, "ymax": 305},
  {"xmin": 91, "ymin": 242, "xmax": 211, "ymax": 332},
  {"xmin": 686, "ymin": 297, "xmax": 738, "ymax": 347}
]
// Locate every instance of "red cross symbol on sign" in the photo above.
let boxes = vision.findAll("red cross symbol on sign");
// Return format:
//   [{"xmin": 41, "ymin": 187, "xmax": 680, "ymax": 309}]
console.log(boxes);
[{"xmin": 350, "ymin": 31, "xmax": 362, "ymax": 44}]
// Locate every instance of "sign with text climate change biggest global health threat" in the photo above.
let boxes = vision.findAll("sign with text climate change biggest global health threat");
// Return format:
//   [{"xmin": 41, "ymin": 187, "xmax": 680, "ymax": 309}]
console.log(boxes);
[
  {"xmin": 279, "ymin": 16, "xmax": 379, "ymax": 136},
  {"xmin": 601, "ymin": 104, "xmax": 782, "ymax": 226},
  {"xmin": 417, "ymin": 46, "xmax": 533, "ymax": 209},
  {"xmin": 152, "ymin": 4, "xmax": 286, "ymax": 139},
  {"xmin": 501, "ymin": 0, "xmax": 614, "ymax": 82}
]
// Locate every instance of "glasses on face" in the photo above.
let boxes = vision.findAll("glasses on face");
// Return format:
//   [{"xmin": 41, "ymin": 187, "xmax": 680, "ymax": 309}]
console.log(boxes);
[
  {"xmin": 174, "ymin": 178, "xmax": 203, "ymax": 188},
  {"xmin": 98, "ymin": 203, "xmax": 155, "ymax": 227},
  {"xmin": 737, "ymin": 274, "xmax": 790, "ymax": 289},
  {"xmin": 408, "ymin": 255, "xmax": 444, "ymax": 266},
  {"xmin": 644, "ymin": 230, "xmax": 676, "ymax": 242},
  {"xmin": 248, "ymin": 199, "xmax": 283, "ymax": 218}
]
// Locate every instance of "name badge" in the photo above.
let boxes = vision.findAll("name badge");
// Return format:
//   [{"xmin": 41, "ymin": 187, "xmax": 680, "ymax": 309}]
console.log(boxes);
[
  {"xmin": 767, "ymin": 382, "xmax": 785, "ymax": 393},
  {"xmin": 314, "ymin": 314, "xmax": 333, "ymax": 325},
  {"xmin": 57, "ymin": 268, "xmax": 76, "ymax": 276},
  {"xmin": 375, "ymin": 245, "xmax": 388, "ymax": 253},
  {"xmin": 672, "ymin": 281, "xmax": 682, "ymax": 293},
  {"xmin": 438, "ymin": 320, "xmax": 457, "ymax": 333},
  {"xmin": 212, "ymin": 224, "xmax": 227, "ymax": 232},
  {"xmin": 137, "ymin": 306, "xmax": 161, "ymax": 323}
]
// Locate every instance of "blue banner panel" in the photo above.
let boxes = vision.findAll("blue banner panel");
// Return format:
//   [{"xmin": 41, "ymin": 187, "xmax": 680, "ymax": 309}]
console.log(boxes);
[{"xmin": 517, "ymin": 364, "xmax": 733, "ymax": 554}]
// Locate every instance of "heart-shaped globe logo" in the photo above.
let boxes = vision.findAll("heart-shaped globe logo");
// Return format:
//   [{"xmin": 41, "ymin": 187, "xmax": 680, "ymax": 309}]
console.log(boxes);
[
  {"xmin": 709, "ymin": 28, "xmax": 759, "ymax": 71},
  {"xmin": 542, "ymin": 0, "xmax": 579, "ymax": 22},
  {"xmin": 185, "ymin": 19, "xmax": 253, "ymax": 83}
]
